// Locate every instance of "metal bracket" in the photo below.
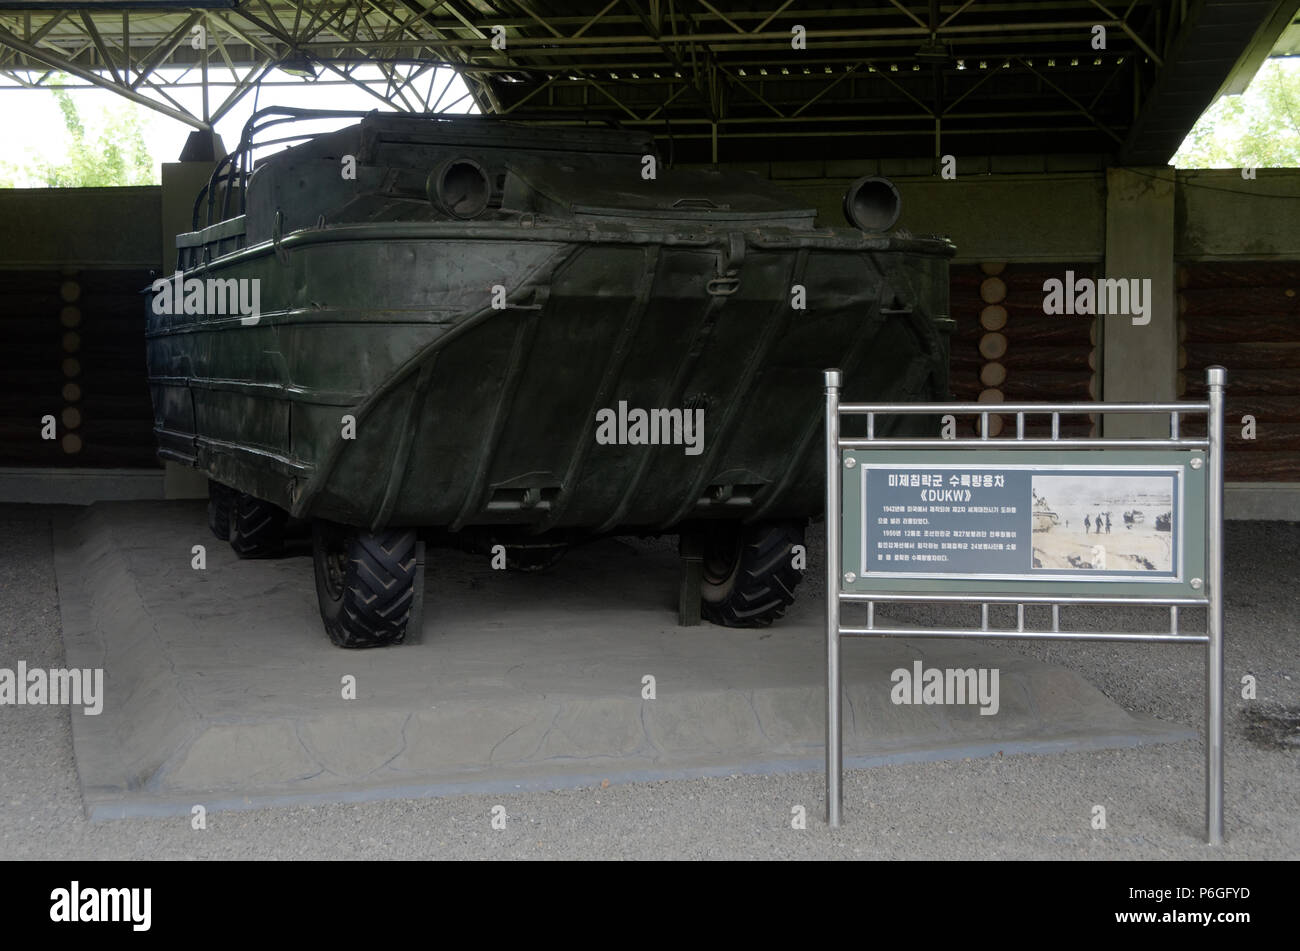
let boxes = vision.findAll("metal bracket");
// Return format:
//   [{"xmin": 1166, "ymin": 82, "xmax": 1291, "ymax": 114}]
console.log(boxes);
[
  {"xmin": 272, "ymin": 210, "xmax": 290, "ymax": 266},
  {"xmin": 406, "ymin": 539, "xmax": 427, "ymax": 645},
  {"xmin": 678, "ymin": 532, "xmax": 704, "ymax": 626},
  {"xmin": 708, "ymin": 231, "xmax": 747, "ymax": 296}
]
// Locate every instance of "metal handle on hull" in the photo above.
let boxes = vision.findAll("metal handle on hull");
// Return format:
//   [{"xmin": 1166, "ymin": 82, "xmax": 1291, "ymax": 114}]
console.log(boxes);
[{"xmin": 272, "ymin": 210, "xmax": 290, "ymax": 266}]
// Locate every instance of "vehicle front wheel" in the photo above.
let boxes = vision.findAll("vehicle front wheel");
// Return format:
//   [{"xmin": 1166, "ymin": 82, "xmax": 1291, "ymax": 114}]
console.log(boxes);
[
  {"xmin": 700, "ymin": 519, "xmax": 806, "ymax": 627},
  {"xmin": 312, "ymin": 522, "xmax": 419, "ymax": 648}
]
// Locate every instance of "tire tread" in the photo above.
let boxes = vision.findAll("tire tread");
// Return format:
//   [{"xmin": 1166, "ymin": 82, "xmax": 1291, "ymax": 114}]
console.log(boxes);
[
  {"xmin": 229, "ymin": 493, "xmax": 287, "ymax": 558},
  {"xmin": 701, "ymin": 520, "xmax": 806, "ymax": 627},
  {"xmin": 318, "ymin": 527, "xmax": 418, "ymax": 648}
]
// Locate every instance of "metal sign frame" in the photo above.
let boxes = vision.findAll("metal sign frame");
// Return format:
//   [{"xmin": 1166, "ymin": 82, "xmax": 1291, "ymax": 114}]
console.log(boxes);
[{"xmin": 823, "ymin": 366, "xmax": 1226, "ymax": 845}]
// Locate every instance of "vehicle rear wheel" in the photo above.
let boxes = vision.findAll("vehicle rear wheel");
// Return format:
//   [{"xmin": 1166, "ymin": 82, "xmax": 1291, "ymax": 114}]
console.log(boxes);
[
  {"xmin": 229, "ymin": 492, "xmax": 288, "ymax": 558},
  {"xmin": 207, "ymin": 480, "xmax": 232, "ymax": 541},
  {"xmin": 313, "ymin": 522, "xmax": 419, "ymax": 648},
  {"xmin": 700, "ymin": 519, "xmax": 806, "ymax": 627}
]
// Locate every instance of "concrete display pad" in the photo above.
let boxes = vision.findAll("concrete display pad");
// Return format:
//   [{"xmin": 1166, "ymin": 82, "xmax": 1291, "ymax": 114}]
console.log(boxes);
[{"xmin": 53, "ymin": 502, "xmax": 1193, "ymax": 820}]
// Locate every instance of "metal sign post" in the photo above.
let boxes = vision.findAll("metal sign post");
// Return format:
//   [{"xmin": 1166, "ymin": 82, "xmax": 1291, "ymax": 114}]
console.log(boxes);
[
  {"xmin": 824, "ymin": 369, "xmax": 844, "ymax": 830},
  {"xmin": 823, "ymin": 366, "xmax": 1226, "ymax": 845}
]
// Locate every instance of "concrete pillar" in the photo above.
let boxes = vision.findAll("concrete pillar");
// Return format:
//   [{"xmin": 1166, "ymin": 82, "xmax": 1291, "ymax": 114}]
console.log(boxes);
[
  {"xmin": 160, "ymin": 160, "xmax": 221, "ymax": 274},
  {"xmin": 160, "ymin": 158, "xmax": 223, "ymax": 499},
  {"xmin": 1101, "ymin": 167, "xmax": 1176, "ymax": 437}
]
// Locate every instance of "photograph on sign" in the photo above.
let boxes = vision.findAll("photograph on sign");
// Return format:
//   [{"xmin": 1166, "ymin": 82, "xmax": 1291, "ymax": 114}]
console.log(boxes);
[
  {"xmin": 856, "ymin": 463, "xmax": 1183, "ymax": 583},
  {"xmin": 1030, "ymin": 475, "xmax": 1174, "ymax": 573}
]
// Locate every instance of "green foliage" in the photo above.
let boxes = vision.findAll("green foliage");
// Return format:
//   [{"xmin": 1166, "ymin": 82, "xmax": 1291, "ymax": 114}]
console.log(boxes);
[
  {"xmin": 1173, "ymin": 59, "xmax": 1300, "ymax": 168},
  {"xmin": 0, "ymin": 78, "xmax": 156, "ymax": 187}
]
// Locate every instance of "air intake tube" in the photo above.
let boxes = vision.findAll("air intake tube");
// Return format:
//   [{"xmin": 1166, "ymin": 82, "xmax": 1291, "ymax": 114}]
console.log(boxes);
[{"xmin": 842, "ymin": 176, "xmax": 901, "ymax": 233}]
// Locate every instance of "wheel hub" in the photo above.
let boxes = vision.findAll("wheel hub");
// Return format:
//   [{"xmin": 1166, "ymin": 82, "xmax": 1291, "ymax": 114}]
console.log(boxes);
[
  {"xmin": 700, "ymin": 528, "xmax": 741, "ymax": 587},
  {"xmin": 323, "ymin": 538, "xmax": 348, "ymax": 600}
]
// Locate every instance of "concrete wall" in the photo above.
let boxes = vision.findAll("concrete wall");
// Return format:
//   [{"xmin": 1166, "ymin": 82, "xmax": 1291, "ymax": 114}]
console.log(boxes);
[
  {"xmin": 711, "ymin": 159, "xmax": 1300, "ymax": 265},
  {"xmin": 158, "ymin": 163, "xmax": 221, "ymax": 499},
  {"xmin": 788, "ymin": 173, "xmax": 1108, "ymax": 265},
  {"xmin": 1177, "ymin": 169, "xmax": 1300, "ymax": 260},
  {"xmin": 160, "ymin": 163, "xmax": 219, "ymax": 275},
  {"xmin": 0, "ymin": 187, "xmax": 161, "ymax": 270}
]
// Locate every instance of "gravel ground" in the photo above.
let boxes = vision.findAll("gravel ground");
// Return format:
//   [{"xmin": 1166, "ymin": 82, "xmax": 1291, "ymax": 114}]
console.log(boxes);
[{"xmin": 0, "ymin": 504, "xmax": 1295, "ymax": 860}]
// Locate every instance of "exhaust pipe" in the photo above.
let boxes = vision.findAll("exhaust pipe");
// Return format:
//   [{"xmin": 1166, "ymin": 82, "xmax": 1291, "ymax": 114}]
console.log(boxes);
[{"xmin": 842, "ymin": 176, "xmax": 901, "ymax": 233}]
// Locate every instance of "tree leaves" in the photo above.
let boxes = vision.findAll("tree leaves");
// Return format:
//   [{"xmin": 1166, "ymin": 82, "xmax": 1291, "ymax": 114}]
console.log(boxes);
[
  {"xmin": 1173, "ymin": 60, "xmax": 1300, "ymax": 169},
  {"xmin": 1, "ymin": 73, "xmax": 155, "ymax": 187}
]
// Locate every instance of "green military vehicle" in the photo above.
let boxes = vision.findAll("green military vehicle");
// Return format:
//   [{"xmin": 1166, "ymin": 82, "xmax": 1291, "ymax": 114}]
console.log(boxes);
[{"xmin": 147, "ymin": 108, "xmax": 954, "ymax": 648}]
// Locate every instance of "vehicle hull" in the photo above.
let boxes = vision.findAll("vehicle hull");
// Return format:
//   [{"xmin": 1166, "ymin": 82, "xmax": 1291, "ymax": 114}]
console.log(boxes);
[{"xmin": 148, "ymin": 220, "xmax": 953, "ymax": 534}]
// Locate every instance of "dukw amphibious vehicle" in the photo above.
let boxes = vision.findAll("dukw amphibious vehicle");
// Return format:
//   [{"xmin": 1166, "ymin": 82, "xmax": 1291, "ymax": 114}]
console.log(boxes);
[{"xmin": 147, "ymin": 108, "xmax": 954, "ymax": 647}]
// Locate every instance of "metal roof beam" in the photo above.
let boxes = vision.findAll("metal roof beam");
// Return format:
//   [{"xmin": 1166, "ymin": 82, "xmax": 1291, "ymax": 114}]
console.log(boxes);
[
  {"xmin": 1121, "ymin": 0, "xmax": 1300, "ymax": 164},
  {"xmin": 0, "ymin": 19, "xmax": 205, "ymax": 128}
]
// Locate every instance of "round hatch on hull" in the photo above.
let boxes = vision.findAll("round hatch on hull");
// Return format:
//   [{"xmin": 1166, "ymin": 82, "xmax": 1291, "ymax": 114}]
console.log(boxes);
[
  {"xmin": 428, "ymin": 158, "xmax": 492, "ymax": 219},
  {"xmin": 842, "ymin": 175, "xmax": 902, "ymax": 233}
]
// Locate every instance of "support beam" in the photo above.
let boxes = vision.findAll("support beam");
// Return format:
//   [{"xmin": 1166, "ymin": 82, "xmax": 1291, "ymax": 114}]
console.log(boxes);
[
  {"xmin": 0, "ymin": 22, "xmax": 205, "ymax": 128},
  {"xmin": 1121, "ymin": 0, "xmax": 1299, "ymax": 165},
  {"xmin": 1102, "ymin": 166, "xmax": 1176, "ymax": 437}
]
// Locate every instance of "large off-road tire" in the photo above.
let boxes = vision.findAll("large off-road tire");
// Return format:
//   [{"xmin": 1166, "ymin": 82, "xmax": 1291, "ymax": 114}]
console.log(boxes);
[
  {"xmin": 229, "ymin": 492, "xmax": 288, "ymax": 558},
  {"xmin": 207, "ymin": 480, "xmax": 232, "ymax": 541},
  {"xmin": 313, "ymin": 522, "xmax": 418, "ymax": 648},
  {"xmin": 700, "ymin": 519, "xmax": 806, "ymax": 627}
]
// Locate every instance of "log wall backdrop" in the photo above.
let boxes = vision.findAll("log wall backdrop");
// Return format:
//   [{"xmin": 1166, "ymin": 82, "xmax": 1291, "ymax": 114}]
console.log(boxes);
[
  {"xmin": 0, "ymin": 187, "xmax": 162, "ymax": 470},
  {"xmin": 1179, "ymin": 262, "xmax": 1300, "ymax": 482},
  {"xmin": 0, "ymin": 189, "xmax": 1294, "ymax": 483},
  {"xmin": 948, "ymin": 262, "xmax": 1097, "ymax": 439},
  {"xmin": 0, "ymin": 268, "xmax": 158, "ymax": 468}
]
